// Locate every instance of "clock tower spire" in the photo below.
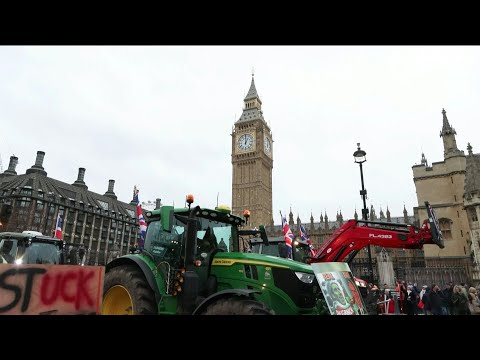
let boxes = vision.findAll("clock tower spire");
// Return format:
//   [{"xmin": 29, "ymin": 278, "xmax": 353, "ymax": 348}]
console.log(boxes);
[{"xmin": 231, "ymin": 74, "xmax": 273, "ymax": 229}]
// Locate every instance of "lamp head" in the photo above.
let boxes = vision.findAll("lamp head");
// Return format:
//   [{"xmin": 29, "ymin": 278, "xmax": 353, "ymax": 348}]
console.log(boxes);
[{"xmin": 353, "ymin": 143, "xmax": 367, "ymax": 164}]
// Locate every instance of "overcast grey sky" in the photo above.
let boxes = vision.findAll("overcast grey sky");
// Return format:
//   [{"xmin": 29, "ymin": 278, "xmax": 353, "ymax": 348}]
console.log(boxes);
[{"xmin": 1, "ymin": 46, "xmax": 479, "ymax": 224}]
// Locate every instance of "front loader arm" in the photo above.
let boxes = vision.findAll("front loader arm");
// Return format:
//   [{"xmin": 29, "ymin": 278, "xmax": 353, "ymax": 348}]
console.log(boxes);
[{"xmin": 311, "ymin": 217, "xmax": 440, "ymax": 263}]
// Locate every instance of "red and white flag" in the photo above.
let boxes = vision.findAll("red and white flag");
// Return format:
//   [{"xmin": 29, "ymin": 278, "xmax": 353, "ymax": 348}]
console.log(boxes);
[{"xmin": 54, "ymin": 213, "xmax": 63, "ymax": 239}]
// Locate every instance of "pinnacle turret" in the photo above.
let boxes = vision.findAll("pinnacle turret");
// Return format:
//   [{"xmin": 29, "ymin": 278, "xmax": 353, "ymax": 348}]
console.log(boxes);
[
  {"xmin": 439, "ymin": 108, "xmax": 463, "ymax": 159},
  {"xmin": 467, "ymin": 142, "xmax": 473, "ymax": 156},
  {"xmin": 421, "ymin": 152, "xmax": 429, "ymax": 167},
  {"xmin": 441, "ymin": 108, "xmax": 455, "ymax": 135}
]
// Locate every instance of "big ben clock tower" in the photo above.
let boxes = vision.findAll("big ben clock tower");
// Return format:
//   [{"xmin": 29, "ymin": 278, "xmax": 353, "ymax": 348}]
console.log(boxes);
[{"xmin": 232, "ymin": 75, "xmax": 273, "ymax": 229}]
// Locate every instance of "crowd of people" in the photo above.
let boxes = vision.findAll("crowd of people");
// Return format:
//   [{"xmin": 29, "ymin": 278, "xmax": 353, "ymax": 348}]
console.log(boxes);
[{"xmin": 365, "ymin": 280, "xmax": 480, "ymax": 315}]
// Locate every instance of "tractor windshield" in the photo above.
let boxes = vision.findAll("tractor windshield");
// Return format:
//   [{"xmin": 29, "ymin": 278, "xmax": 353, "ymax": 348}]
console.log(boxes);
[
  {"xmin": 145, "ymin": 217, "xmax": 186, "ymax": 263},
  {"xmin": 21, "ymin": 241, "xmax": 62, "ymax": 264},
  {"xmin": 195, "ymin": 217, "xmax": 233, "ymax": 256},
  {"xmin": 0, "ymin": 238, "xmax": 62, "ymax": 264},
  {"xmin": 251, "ymin": 242, "xmax": 279, "ymax": 257},
  {"xmin": 0, "ymin": 239, "xmax": 18, "ymax": 264},
  {"xmin": 250, "ymin": 239, "xmax": 311, "ymax": 263},
  {"xmin": 144, "ymin": 212, "xmax": 237, "ymax": 266}
]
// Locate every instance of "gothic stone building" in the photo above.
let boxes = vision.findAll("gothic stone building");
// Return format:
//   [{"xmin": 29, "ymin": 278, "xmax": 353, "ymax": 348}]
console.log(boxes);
[
  {"xmin": 412, "ymin": 109, "xmax": 480, "ymax": 284},
  {"xmin": 0, "ymin": 151, "xmax": 143, "ymax": 265}
]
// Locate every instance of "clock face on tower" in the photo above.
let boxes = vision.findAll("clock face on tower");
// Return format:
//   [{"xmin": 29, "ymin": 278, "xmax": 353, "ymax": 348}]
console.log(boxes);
[
  {"xmin": 238, "ymin": 133, "xmax": 254, "ymax": 151},
  {"xmin": 264, "ymin": 136, "xmax": 271, "ymax": 155}
]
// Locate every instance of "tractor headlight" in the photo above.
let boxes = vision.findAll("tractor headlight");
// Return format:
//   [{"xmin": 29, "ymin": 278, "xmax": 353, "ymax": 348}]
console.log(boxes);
[{"xmin": 295, "ymin": 272, "xmax": 315, "ymax": 284}]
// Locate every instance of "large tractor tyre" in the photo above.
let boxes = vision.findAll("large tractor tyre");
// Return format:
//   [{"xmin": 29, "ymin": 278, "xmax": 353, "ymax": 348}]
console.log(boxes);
[
  {"xmin": 101, "ymin": 265, "xmax": 157, "ymax": 315},
  {"xmin": 201, "ymin": 296, "xmax": 274, "ymax": 315}
]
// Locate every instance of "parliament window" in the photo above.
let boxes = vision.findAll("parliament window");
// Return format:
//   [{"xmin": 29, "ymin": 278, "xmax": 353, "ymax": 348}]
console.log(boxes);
[
  {"xmin": 17, "ymin": 197, "xmax": 31, "ymax": 207},
  {"xmin": 469, "ymin": 209, "xmax": 478, "ymax": 222},
  {"xmin": 439, "ymin": 218, "xmax": 452, "ymax": 240},
  {"xmin": 36, "ymin": 201, "xmax": 44, "ymax": 210},
  {"xmin": 20, "ymin": 188, "xmax": 32, "ymax": 196}
]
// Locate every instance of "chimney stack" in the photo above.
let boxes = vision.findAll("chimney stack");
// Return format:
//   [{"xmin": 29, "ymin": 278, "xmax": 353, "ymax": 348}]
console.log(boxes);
[
  {"xmin": 108, "ymin": 180, "xmax": 114, "ymax": 192},
  {"xmin": 104, "ymin": 179, "xmax": 117, "ymax": 200},
  {"xmin": 35, "ymin": 151, "xmax": 45, "ymax": 167},
  {"xmin": 72, "ymin": 167, "xmax": 88, "ymax": 190},
  {"xmin": 26, "ymin": 150, "xmax": 47, "ymax": 176},
  {"xmin": 3, "ymin": 155, "xmax": 19, "ymax": 176}
]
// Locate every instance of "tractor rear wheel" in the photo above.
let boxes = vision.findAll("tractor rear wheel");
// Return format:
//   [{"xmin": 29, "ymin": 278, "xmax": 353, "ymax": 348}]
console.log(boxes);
[
  {"xmin": 101, "ymin": 265, "xmax": 157, "ymax": 315},
  {"xmin": 201, "ymin": 296, "xmax": 274, "ymax": 315}
]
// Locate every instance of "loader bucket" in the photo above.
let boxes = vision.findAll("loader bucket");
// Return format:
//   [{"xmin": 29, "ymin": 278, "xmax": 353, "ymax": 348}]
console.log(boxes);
[{"xmin": 425, "ymin": 201, "xmax": 444, "ymax": 249}]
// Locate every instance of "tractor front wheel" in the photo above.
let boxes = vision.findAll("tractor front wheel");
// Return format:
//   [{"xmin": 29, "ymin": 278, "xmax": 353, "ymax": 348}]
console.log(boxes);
[
  {"xmin": 200, "ymin": 296, "xmax": 274, "ymax": 315},
  {"xmin": 101, "ymin": 265, "xmax": 157, "ymax": 315}
]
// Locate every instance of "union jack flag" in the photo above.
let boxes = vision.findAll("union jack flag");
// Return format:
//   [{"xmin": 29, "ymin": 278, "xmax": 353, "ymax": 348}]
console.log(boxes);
[
  {"xmin": 134, "ymin": 186, "xmax": 147, "ymax": 251},
  {"xmin": 280, "ymin": 212, "xmax": 294, "ymax": 259},
  {"xmin": 299, "ymin": 223, "xmax": 316, "ymax": 257}
]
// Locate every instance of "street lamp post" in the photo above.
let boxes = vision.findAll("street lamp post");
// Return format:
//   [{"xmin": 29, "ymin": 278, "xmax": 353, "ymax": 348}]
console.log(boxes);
[{"xmin": 353, "ymin": 143, "xmax": 374, "ymax": 284}]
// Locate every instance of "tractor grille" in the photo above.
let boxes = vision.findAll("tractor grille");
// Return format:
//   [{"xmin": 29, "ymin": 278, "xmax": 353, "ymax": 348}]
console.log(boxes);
[{"xmin": 272, "ymin": 268, "xmax": 320, "ymax": 308}]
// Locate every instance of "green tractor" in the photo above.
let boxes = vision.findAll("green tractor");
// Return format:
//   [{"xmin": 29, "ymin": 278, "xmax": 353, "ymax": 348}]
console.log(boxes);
[
  {"xmin": 101, "ymin": 202, "xmax": 322, "ymax": 315},
  {"xmin": 0, "ymin": 230, "xmax": 86, "ymax": 265}
]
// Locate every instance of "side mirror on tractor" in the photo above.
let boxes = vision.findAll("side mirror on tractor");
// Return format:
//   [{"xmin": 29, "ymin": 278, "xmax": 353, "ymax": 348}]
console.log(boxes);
[{"xmin": 259, "ymin": 225, "xmax": 269, "ymax": 245}]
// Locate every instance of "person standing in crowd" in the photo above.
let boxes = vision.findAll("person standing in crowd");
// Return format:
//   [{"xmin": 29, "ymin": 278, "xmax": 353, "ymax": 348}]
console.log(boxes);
[
  {"xmin": 460, "ymin": 283, "xmax": 472, "ymax": 315},
  {"xmin": 429, "ymin": 284, "xmax": 446, "ymax": 315},
  {"xmin": 412, "ymin": 283, "xmax": 420, "ymax": 301},
  {"xmin": 406, "ymin": 284, "xmax": 418, "ymax": 315},
  {"xmin": 468, "ymin": 287, "xmax": 480, "ymax": 315},
  {"xmin": 379, "ymin": 283, "xmax": 392, "ymax": 314},
  {"xmin": 452, "ymin": 285, "xmax": 470, "ymax": 315},
  {"xmin": 442, "ymin": 282, "xmax": 453, "ymax": 315},
  {"xmin": 418, "ymin": 285, "xmax": 427, "ymax": 315},
  {"xmin": 366, "ymin": 284, "xmax": 380, "ymax": 315},
  {"xmin": 422, "ymin": 286, "xmax": 432, "ymax": 315},
  {"xmin": 419, "ymin": 285, "xmax": 427, "ymax": 301},
  {"xmin": 399, "ymin": 281, "xmax": 408, "ymax": 314}
]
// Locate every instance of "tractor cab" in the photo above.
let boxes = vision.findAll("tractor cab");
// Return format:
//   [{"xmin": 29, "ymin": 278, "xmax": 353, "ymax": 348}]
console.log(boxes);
[
  {"xmin": 0, "ymin": 232, "xmax": 65, "ymax": 265},
  {"xmin": 141, "ymin": 204, "xmax": 246, "ymax": 299},
  {"xmin": 249, "ymin": 236, "xmax": 312, "ymax": 263}
]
